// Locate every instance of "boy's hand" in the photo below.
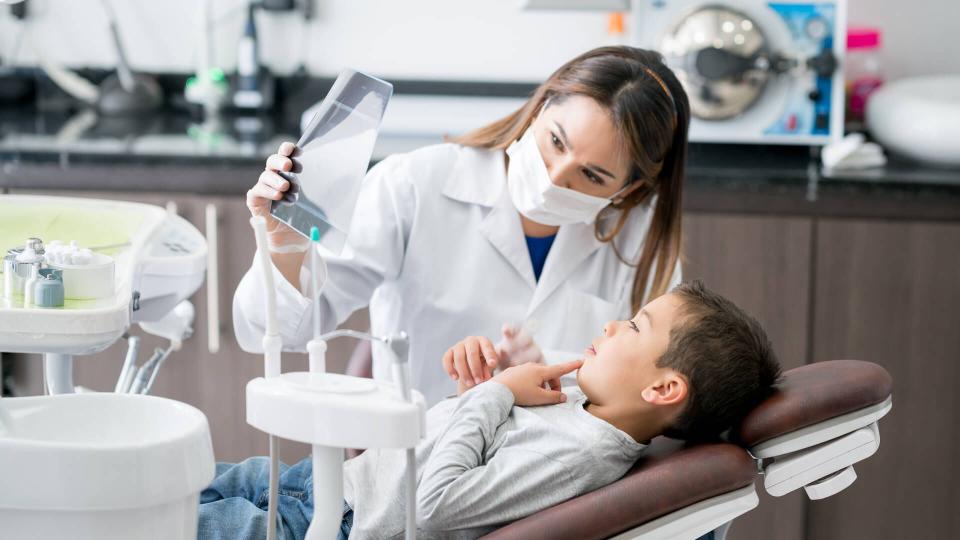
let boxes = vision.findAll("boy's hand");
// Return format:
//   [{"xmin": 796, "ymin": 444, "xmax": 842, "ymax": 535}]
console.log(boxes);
[
  {"xmin": 443, "ymin": 336, "xmax": 499, "ymax": 390},
  {"xmin": 493, "ymin": 359, "xmax": 584, "ymax": 406}
]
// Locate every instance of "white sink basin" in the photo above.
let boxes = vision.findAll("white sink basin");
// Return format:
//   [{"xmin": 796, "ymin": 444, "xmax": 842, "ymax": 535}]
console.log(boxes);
[{"xmin": 0, "ymin": 393, "xmax": 214, "ymax": 540}]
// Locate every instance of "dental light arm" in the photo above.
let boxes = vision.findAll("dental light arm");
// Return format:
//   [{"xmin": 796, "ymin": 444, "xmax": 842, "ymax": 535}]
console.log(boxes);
[{"xmin": 251, "ymin": 217, "xmax": 281, "ymax": 378}]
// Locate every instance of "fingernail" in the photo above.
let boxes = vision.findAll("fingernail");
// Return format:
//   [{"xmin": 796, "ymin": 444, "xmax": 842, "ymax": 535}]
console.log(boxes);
[
  {"xmin": 452, "ymin": 374, "xmax": 459, "ymax": 380},
  {"xmin": 560, "ymin": 394, "xmax": 567, "ymax": 402}
]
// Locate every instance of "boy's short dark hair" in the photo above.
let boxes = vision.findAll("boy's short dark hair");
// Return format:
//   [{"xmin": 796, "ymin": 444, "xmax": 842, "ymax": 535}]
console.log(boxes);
[{"xmin": 658, "ymin": 280, "xmax": 781, "ymax": 441}]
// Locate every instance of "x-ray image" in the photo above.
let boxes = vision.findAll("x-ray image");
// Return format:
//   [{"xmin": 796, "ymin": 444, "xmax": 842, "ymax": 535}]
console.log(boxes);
[{"xmin": 271, "ymin": 69, "xmax": 393, "ymax": 255}]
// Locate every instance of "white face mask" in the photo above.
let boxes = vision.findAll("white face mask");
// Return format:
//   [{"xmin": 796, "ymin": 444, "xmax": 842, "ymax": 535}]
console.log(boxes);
[{"xmin": 506, "ymin": 128, "xmax": 625, "ymax": 226}]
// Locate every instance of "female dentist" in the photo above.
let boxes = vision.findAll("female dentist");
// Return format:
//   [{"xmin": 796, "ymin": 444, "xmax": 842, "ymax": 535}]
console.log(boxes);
[{"xmin": 234, "ymin": 46, "xmax": 691, "ymax": 406}]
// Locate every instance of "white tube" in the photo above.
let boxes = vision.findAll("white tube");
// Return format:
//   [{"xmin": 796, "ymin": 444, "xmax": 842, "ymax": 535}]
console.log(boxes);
[
  {"xmin": 114, "ymin": 335, "xmax": 140, "ymax": 393},
  {"xmin": 252, "ymin": 217, "xmax": 281, "ymax": 378},
  {"xmin": 250, "ymin": 217, "xmax": 278, "ymax": 338},
  {"xmin": 250, "ymin": 216, "xmax": 282, "ymax": 540},
  {"xmin": 205, "ymin": 203, "xmax": 221, "ymax": 354},
  {"xmin": 391, "ymin": 360, "xmax": 412, "ymax": 403},
  {"xmin": 405, "ymin": 448, "xmax": 417, "ymax": 540},
  {"xmin": 267, "ymin": 435, "xmax": 280, "ymax": 540},
  {"xmin": 310, "ymin": 243, "xmax": 322, "ymax": 339},
  {"xmin": 263, "ymin": 334, "xmax": 282, "ymax": 379},
  {"xmin": 307, "ymin": 339, "xmax": 327, "ymax": 373},
  {"xmin": 305, "ymin": 445, "xmax": 344, "ymax": 540}
]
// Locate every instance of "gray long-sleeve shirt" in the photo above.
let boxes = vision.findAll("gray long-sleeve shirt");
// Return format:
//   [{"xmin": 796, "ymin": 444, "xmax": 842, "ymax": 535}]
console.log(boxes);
[{"xmin": 343, "ymin": 381, "xmax": 646, "ymax": 539}]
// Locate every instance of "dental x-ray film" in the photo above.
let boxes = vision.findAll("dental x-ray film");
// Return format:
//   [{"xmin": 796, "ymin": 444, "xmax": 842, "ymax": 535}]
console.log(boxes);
[{"xmin": 271, "ymin": 68, "xmax": 393, "ymax": 255}]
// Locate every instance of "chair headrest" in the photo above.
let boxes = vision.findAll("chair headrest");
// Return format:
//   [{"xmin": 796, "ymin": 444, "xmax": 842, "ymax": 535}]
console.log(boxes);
[{"xmin": 736, "ymin": 360, "xmax": 893, "ymax": 448}]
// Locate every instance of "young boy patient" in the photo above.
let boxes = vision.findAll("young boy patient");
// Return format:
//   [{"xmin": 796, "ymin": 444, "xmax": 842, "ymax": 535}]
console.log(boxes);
[{"xmin": 198, "ymin": 281, "xmax": 781, "ymax": 539}]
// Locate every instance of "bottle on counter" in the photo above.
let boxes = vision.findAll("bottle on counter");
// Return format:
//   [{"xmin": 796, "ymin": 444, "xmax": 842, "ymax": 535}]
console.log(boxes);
[{"xmin": 845, "ymin": 27, "xmax": 884, "ymax": 129}]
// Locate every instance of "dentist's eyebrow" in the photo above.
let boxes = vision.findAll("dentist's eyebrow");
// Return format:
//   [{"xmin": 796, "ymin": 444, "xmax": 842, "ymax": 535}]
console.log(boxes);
[{"xmin": 553, "ymin": 121, "xmax": 617, "ymax": 180}]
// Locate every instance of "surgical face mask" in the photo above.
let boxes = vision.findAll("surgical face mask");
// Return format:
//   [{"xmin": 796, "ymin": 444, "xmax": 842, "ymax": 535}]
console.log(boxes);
[{"xmin": 506, "ymin": 128, "xmax": 626, "ymax": 226}]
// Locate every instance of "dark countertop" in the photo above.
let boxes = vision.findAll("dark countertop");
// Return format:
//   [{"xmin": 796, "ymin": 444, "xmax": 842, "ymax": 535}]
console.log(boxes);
[{"xmin": 2, "ymin": 104, "xmax": 959, "ymax": 222}]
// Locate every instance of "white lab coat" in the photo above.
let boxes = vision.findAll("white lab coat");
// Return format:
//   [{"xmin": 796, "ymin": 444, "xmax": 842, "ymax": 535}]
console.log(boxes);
[{"xmin": 233, "ymin": 143, "xmax": 680, "ymax": 406}]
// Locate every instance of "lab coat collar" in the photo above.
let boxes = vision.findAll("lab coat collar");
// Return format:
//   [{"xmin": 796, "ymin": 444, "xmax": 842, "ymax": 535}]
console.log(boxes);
[
  {"xmin": 479, "ymin": 188, "xmax": 538, "ymax": 290},
  {"xmin": 478, "ymin": 192, "xmax": 610, "ymax": 302},
  {"xmin": 526, "ymin": 220, "xmax": 606, "ymax": 316},
  {"xmin": 441, "ymin": 146, "xmax": 507, "ymax": 207}
]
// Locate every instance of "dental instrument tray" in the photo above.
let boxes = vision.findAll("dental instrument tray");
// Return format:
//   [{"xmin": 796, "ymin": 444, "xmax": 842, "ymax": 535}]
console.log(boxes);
[
  {"xmin": 0, "ymin": 195, "xmax": 206, "ymax": 355},
  {"xmin": 270, "ymin": 68, "xmax": 393, "ymax": 255}
]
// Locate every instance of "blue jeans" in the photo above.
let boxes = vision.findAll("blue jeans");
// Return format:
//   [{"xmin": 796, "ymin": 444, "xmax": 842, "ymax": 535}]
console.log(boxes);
[{"xmin": 198, "ymin": 456, "xmax": 352, "ymax": 540}]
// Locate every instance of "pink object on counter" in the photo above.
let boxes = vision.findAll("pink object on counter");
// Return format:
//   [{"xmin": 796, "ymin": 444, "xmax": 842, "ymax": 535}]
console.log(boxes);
[
  {"xmin": 846, "ymin": 27, "xmax": 884, "ymax": 121},
  {"xmin": 847, "ymin": 27, "xmax": 881, "ymax": 50}
]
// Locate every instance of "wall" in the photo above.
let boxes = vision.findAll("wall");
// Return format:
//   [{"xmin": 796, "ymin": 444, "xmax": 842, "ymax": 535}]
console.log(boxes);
[{"xmin": 0, "ymin": 0, "xmax": 956, "ymax": 84}]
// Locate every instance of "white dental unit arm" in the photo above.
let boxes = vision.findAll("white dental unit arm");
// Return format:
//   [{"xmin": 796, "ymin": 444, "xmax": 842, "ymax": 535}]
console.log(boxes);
[
  {"xmin": 246, "ymin": 218, "xmax": 425, "ymax": 540},
  {"xmin": 0, "ymin": 196, "xmax": 207, "ymax": 395},
  {"xmin": 0, "ymin": 195, "xmax": 215, "ymax": 540}
]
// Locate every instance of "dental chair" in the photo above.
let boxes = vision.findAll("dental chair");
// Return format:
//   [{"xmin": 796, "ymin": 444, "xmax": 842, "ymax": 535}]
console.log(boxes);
[
  {"xmin": 345, "ymin": 350, "xmax": 893, "ymax": 540},
  {"xmin": 482, "ymin": 359, "xmax": 893, "ymax": 540}
]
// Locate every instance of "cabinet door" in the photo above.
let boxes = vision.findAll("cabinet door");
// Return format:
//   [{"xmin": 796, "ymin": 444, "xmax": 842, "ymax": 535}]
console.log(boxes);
[
  {"xmin": 684, "ymin": 213, "xmax": 813, "ymax": 540},
  {"xmin": 809, "ymin": 219, "xmax": 960, "ymax": 539}
]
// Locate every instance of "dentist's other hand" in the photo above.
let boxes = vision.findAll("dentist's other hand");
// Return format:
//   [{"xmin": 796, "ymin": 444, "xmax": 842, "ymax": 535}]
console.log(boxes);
[
  {"xmin": 493, "ymin": 359, "xmax": 584, "ymax": 406},
  {"xmin": 495, "ymin": 323, "xmax": 545, "ymax": 370},
  {"xmin": 247, "ymin": 141, "xmax": 304, "ymax": 250},
  {"xmin": 443, "ymin": 336, "xmax": 499, "ymax": 392}
]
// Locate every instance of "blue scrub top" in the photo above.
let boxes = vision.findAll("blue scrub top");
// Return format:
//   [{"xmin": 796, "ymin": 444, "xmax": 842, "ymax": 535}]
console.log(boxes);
[{"xmin": 525, "ymin": 234, "xmax": 557, "ymax": 282}]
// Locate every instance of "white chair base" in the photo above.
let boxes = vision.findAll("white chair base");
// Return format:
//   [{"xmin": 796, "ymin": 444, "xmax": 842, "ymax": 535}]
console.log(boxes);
[{"xmin": 610, "ymin": 485, "xmax": 758, "ymax": 540}]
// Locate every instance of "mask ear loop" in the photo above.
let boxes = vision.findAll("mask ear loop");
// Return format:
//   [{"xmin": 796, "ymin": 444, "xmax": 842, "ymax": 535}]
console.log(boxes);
[{"xmin": 610, "ymin": 172, "xmax": 651, "ymax": 206}]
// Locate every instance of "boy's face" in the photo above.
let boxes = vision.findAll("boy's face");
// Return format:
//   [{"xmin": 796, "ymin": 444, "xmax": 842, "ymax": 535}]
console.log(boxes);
[{"xmin": 576, "ymin": 293, "xmax": 688, "ymax": 408}]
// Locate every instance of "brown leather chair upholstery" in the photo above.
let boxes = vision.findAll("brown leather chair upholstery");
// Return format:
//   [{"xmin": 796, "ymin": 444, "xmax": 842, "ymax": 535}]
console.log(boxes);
[
  {"xmin": 482, "ymin": 438, "xmax": 755, "ymax": 540},
  {"xmin": 736, "ymin": 359, "xmax": 893, "ymax": 447}
]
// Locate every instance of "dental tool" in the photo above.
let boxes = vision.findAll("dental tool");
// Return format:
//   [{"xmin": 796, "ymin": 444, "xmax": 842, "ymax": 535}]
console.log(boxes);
[
  {"xmin": 128, "ymin": 347, "xmax": 166, "ymax": 395},
  {"xmin": 115, "ymin": 334, "xmax": 141, "ymax": 393},
  {"xmin": 307, "ymin": 226, "xmax": 328, "ymax": 373},
  {"xmin": 250, "ymin": 216, "xmax": 282, "ymax": 540}
]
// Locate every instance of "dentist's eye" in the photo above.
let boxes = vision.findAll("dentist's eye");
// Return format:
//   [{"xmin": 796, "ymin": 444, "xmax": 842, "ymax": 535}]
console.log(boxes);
[
  {"xmin": 550, "ymin": 132, "xmax": 564, "ymax": 151},
  {"xmin": 583, "ymin": 169, "xmax": 604, "ymax": 185}
]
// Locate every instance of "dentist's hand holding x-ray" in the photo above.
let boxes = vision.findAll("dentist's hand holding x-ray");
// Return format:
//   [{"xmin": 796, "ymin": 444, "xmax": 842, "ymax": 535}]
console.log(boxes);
[{"xmin": 235, "ymin": 47, "xmax": 688, "ymax": 406}]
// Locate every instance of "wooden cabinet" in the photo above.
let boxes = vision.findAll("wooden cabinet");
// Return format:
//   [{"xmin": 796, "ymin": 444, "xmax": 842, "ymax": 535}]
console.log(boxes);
[
  {"xmin": 807, "ymin": 219, "xmax": 960, "ymax": 539},
  {"xmin": 683, "ymin": 213, "xmax": 813, "ymax": 540},
  {"xmin": 684, "ymin": 215, "xmax": 960, "ymax": 539}
]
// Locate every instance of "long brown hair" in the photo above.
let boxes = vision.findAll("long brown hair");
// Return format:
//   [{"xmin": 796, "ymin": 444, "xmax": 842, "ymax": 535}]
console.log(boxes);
[{"xmin": 450, "ymin": 46, "xmax": 690, "ymax": 312}]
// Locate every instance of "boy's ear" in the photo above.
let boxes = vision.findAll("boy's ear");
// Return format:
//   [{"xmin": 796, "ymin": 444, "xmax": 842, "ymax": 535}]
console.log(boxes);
[{"xmin": 641, "ymin": 371, "xmax": 688, "ymax": 407}]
